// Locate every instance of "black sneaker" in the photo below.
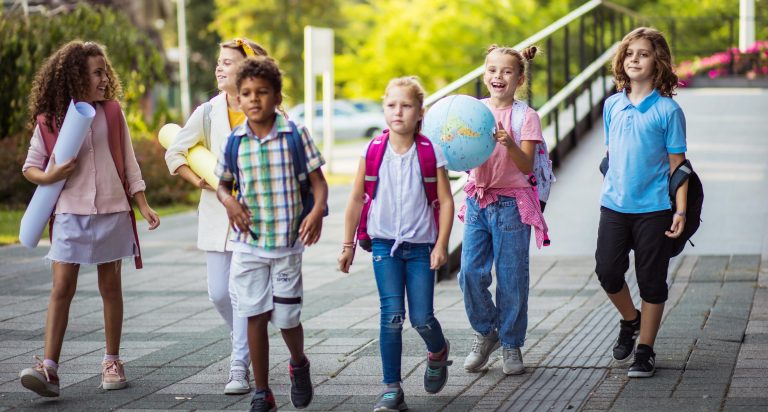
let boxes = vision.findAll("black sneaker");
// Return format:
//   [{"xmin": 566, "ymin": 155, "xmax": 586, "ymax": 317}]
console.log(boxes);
[
  {"xmin": 628, "ymin": 344, "xmax": 656, "ymax": 378},
  {"xmin": 613, "ymin": 310, "xmax": 641, "ymax": 361},
  {"xmin": 250, "ymin": 389, "xmax": 277, "ymax": 412},
  {"xmin": 289, "ymin": 357, "xmax": 313, "ymax": 409},
  {"xmin": 424, "ymin": 339, "xmax": 453, "ymax": 394},
  {"xmin": 373, "ymin": 387, "xmax": 407, "ymax": 412}
]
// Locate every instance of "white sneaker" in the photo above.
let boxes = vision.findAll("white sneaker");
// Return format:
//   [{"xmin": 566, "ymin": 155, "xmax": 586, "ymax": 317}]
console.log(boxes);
[
  {"xmin": 224, "ymin": 362, "xmax": 250, "ymax": 395},
  {"xmin": 463, "ymin": 330, "xmax": 500, "ymax": 372},
  {"xmin": 502, "ymin": 347, "xmax": 525, "ymax": 375}
]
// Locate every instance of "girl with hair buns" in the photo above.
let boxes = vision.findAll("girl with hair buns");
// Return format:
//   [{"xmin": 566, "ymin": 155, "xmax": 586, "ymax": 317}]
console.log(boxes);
[{"xmin": 459, "ymin": 44, "xmax": 548, "ymax": 376}]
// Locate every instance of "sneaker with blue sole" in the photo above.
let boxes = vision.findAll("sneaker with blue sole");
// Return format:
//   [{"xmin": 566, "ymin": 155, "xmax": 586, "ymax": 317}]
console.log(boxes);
[{"xmin": 373, "ymin": 387, "xmax": 407, "ymax": 412}]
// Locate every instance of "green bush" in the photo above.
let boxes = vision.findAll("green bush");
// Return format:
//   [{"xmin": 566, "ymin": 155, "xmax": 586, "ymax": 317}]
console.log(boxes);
[
  {"xmin": 0, "ymin": 4, "xmax": 195, "ymax": 207},
  {"xmin": 0, "ymin": 4, "xmax": 168, "ymax": 139},
  {"xmin": 131, "ymin": 132, "xmax": 198, "ymax": 207},
  {"xmin": 0, "ymin": 133, "xmax": 36, "ymax": 205}
]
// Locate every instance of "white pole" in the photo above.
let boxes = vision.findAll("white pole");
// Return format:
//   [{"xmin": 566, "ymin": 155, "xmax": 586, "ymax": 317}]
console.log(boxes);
[
  {"xmin": 739, "ymin": 0, "xmax": 756, "ymax": 52},
  {"xmin": 322, "ymin": 69, "xmax": 334, "ymax": 174},
  {"xmin": 304, "ymin": 26, "xmax": 316, "ymax": 141},
  {"xmin": 177, "ymin": 0, "xmax": 191, "ymax": 119}
]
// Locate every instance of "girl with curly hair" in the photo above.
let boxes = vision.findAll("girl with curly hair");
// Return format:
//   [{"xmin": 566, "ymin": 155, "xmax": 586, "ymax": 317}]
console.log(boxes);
[
  {"xmin": 19, "ymin": 40, "xmax": 160, "ymax": 397},
  {"xmin": 596, "ymin": 27, "xmax": 687, "ymax": 378}
]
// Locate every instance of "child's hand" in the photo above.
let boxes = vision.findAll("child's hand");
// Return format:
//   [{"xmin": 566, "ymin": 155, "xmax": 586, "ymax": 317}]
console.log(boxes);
[
  {"xmin": 665, "ymin": 213, "xmax": 686, "ymax": 238},
  {"xmin": 139, "ymin": 205, "xmax": 160, "ymax": 230},
  {"xmin": 223, "ymin": 196, "xmax": 251, "ymax": 232},
  {"xmin": 199, "ymin": 178, "xmax": 215, "ymax": 191},
  {"xmin": 494, "ymin": 121, "xmax": 514, "ymax": 147},
  {"xmin": 338, "ymin": 247, "xmax": 354, "ymax": 273},
  {"xmin": 299, "ymin": 209, "xmax": 324, "ymax": 246},
  {"xmin": 430, "ymin": 245, "xmax": 448, "ymax": 269},
  {"xmin": 46, "ymin": 154, "xmax": 77, "ymax": 183}
]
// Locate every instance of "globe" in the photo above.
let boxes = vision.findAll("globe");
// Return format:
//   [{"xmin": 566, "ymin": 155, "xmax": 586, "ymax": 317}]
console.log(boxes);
[{"xmin": 422, "ymin": 95, "xmax": 496, "ymax": 171}]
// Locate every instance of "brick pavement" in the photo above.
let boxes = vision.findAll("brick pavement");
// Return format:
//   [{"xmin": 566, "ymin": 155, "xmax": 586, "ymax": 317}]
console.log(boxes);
[{"xmin": 0, "ymin": 205, "xmax": 764, "ymax": 411}]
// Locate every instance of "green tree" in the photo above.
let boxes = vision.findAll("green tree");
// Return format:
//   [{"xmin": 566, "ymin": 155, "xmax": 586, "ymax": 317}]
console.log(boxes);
[
  {"xmin": 334, "ymin": 0, "xmax": 566, "ymax": 100},
  {"xmin": 211, "ymin": 0, "xmax": 341, "ymax": 105},
  {"xmin": 613, "ymin": 0, "xmax": 768, "ymax": 61},
  {"xmin": 0, "ymin": 4, "xmax": 166, "ymax": 139}
]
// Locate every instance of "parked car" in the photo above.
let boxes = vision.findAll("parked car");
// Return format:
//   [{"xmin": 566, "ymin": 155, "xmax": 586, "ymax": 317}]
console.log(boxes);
[
  {"xmin": 348, "ymin": 98, "xmax": 383, "ymax": 114},
  {"xmin": 287, "ymin": 100, "xmax": 386, "ymax": 139}
]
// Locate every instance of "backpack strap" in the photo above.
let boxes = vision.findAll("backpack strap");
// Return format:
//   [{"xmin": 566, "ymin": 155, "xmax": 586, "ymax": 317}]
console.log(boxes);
[
  {"xmin": 202, "ymin": 101, "xmax": 213, "ymax": 149},
  {"xmin": 414, "ymin": 134, "xmax": 440, "ymax": 230},
  {"xmin": 510, "ymin": 100, "xmax": 526, "ymax": 145},
  {"xmin": 223, "ymin": 126, "xmax": 257, "ymax": 241},
  {"xmin": 36, "ymin": 115, "xmax": 59, "ymax": 244},
  {"xmin": 285, "ymin": 121, "xmax": 328, "ymax": 247},
  {"xmin": 669, "ymin": 159, "xmax": 693, "ymax": 205},
  {"xmin": 356, "ymin": 131, "xmax": 389, "ymax": 250},
  {"xmin": 102, "ymin": 101, "xmax": 143, "ymax": 269}
]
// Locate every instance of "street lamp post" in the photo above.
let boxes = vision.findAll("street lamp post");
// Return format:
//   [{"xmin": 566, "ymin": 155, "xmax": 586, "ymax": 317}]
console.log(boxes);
[{"xmin": 176, "ymin": 0, "xmax": 191, "ymax": 119}]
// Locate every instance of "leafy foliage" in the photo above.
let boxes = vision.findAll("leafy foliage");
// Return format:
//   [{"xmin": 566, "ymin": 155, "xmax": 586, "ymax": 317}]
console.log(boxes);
[
  {"xmin": 0, "ymin": 4, "xmax": 166, "ymax": 139},
  {"xmin": 211, "ymin": 0, "xmax": 340, "ymax": 105},
  {"xmin": 334, "ymin": 0, "xmax": 564, "ymax": 100}
]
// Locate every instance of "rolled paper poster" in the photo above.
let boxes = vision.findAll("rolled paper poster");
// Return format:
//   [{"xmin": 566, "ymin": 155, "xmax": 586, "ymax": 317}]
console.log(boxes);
[
  {"xmin": 19, "ymin": 100, "xmax": 96, "ymax": 248},
  {"xmin": 158, "ymin": 123, "xmax": 219, "ymax": 188}
]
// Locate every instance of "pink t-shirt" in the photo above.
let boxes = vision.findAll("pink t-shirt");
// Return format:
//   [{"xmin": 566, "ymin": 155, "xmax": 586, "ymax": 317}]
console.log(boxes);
[{"xmin": 469, "ymin": 103, "xmax": 543, "ymax": 189}]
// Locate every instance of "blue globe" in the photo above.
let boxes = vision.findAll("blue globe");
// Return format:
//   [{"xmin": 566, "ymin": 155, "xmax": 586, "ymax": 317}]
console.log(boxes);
[{"xmin": 422, "ymin": 95, "xmax": 496, "ymax": 171}]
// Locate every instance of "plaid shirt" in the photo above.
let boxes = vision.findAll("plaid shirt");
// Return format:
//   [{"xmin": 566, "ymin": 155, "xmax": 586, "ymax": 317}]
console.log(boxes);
[{"xmin": 215, "ymin": 114, "xmax": 325, "ymax": 250}]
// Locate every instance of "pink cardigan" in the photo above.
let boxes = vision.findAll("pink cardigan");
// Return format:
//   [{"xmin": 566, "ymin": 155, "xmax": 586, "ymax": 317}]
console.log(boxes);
[{"xmin": 23, "ymin": 105, "xmax": 146, "ymax": 215}]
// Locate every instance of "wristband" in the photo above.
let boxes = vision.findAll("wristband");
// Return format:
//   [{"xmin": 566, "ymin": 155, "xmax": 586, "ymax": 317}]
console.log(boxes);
[{"xmin": 674, "ymin": 211, "xmax": 686, "ymax": 217}]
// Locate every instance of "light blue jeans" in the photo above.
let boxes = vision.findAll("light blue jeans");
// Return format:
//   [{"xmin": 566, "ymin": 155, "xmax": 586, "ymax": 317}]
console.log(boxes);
[
  {"xmin": 459, "ymin": 196, "xmax": 530, "ymax": 348},
  {"xmin": 372, "ymin": 239, "xmax": 447, "ymax": 384}
]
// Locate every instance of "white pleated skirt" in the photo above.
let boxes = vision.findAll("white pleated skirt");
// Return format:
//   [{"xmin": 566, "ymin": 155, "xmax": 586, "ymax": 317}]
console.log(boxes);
[{"xmin": 46, "ymin": 212, "xmax": 136, "ymax": 265}]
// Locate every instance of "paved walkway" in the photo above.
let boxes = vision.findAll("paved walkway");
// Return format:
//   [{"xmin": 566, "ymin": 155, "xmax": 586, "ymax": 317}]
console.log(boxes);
[{"xmin": 0, "ymin": 89, "xmax": 766, "ymax": 411}]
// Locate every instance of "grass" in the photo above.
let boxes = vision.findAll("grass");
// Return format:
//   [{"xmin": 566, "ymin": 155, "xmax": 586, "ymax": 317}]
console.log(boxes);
[{"xmin": 0, "ymin": 204, "xmax": 194, "ymax": 246}]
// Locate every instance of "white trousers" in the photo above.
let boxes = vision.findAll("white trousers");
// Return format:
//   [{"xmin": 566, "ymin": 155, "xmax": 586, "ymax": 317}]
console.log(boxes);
[{"xmin": 206, "ymin": 251, "xmax": 249, "ymax": 365}]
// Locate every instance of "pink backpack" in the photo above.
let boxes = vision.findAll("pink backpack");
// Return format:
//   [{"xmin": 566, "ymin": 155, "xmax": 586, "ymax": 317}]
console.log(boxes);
[{"xmin": 356, "ymin": 130, "xmax": 439, "ymax": 252}]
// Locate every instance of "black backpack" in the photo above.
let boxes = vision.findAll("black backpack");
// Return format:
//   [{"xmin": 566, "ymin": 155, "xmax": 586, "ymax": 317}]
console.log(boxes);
[
  {"xmin": 668, "ymin": 160, "xmax": 703, "ymax": 256},
  {"xmin": 599, "ymin": 155, "xmax": 703, "ymax": 257}
]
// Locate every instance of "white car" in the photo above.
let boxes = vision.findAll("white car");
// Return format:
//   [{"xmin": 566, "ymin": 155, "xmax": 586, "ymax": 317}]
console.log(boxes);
[{"xmin": 287, "ymin": 100, "xmax": 387, "ymax": 139}]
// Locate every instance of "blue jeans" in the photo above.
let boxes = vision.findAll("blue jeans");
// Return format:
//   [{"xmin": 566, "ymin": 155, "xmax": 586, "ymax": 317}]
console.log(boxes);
[
  {"xmin": 459, "ymin": 196, "xmax": 531, "ymax": 348},
  {"xmin": 372, "ymin": 239, "xmax": 447, "ymax": 384}
]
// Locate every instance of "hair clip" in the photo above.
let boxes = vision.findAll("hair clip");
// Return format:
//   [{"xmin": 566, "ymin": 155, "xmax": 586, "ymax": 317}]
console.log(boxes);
[{"xmin": 234, "ymin": 38, "xmax": 256, "ymax": 57}]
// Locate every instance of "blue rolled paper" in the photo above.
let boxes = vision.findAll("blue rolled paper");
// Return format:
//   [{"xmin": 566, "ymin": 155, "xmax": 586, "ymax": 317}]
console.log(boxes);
[{"xmin": 19, "ymin": 100, "xmax": 96, "ymax": 248}]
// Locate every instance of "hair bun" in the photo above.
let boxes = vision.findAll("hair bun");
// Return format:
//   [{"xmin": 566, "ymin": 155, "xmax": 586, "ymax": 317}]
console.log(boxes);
[{"xmin": 522, "ymin": 46, "xmax": 538, "ymax": 61}]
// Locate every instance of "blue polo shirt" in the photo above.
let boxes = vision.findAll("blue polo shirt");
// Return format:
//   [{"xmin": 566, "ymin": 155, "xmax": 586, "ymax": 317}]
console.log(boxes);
[{"xmin": 601, "ymin": 89, "xmax": 687, "ymax": 213}]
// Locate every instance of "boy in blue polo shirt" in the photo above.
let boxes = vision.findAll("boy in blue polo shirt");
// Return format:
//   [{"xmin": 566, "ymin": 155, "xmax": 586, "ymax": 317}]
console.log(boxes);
[
  {"xmin": 596, "ymin": 27, "xmax": 688, "ymax": 378},
  {"xmin": 216, "ymin": 56, "xmax": 328, "ymax": 411}
]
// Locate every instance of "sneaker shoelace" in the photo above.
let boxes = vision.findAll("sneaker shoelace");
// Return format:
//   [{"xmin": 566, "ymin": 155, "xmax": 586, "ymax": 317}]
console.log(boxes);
[
  {"xmin": 292, "ymin": 367, "xmax": 311, "ymax": 389},
  {"xmin": 251, "ymin": 390, "xmax": 274, "ymax": 408},
  {"xmin": 103, "ymin": 360, "xmax": 122, "ymax": 377},
  {"xmin": 32, "ymin": 355, "xmax": 53, "ymax": 383},
  {"xmin": 505, "ymin": 349, "xmax": 521, "ymax": 362},
  {"xmin": 381, "ymin": 392, "xmax": 398, "ymax": 400},
  {"xmin": 618, "ymin": 323, "xmax": 637, "ymax": 342},
  {"xmin": 229, "ymin": 367, "xmax": 247, "ymax": 383},
  {"xmin": 470, "ymin": 334, "xmax": 484, "ymax": 353}
]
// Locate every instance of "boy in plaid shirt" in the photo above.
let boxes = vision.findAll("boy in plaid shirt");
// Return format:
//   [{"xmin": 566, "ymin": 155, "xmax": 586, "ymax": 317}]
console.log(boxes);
[{"xmin": 216, "ymin": 56, "xmax": 328, "ymax": 412}]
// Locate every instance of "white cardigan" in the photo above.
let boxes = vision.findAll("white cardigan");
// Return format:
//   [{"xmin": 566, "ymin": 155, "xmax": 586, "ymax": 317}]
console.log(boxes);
[{"xmin": 165, "ymin": 93, "xmax": 233, "ymax": 252}]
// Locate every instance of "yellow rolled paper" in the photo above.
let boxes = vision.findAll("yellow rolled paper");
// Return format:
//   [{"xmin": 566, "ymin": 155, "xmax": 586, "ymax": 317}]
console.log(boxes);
[{"xmin": 158, "ymin": 123, "xmax": 219, "ymax": 188}]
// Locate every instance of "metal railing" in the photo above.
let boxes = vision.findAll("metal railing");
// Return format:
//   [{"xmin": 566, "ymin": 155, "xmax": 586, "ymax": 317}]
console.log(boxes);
[{"xmin": 432, "ymin": 0, "xmax": 644, "ymax": 280}]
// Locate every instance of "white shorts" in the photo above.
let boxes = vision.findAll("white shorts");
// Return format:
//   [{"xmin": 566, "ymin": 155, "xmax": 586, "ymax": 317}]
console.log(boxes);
[{"xmin": 230, "ymin": 251, "xmax": 303, "ymax": 329}]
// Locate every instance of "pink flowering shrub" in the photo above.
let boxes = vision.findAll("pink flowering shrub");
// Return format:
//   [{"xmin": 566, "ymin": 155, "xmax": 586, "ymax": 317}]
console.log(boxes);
[{"xmin": 676, "ymin": 40, "xmax": 768, "ymax": 86}]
